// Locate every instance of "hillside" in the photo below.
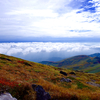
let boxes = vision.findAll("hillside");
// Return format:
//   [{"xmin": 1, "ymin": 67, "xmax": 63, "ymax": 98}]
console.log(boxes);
[
  {"xmin": 40, "ymin": 54, "xmax": 100, "ymax": 73},
  {"xmin": 89, "ymin": 53, "xmax": 100, "ymax": 57},
  {"xmin": 0, "ymin": 54, "xmax": 100, "ymax": 100}
]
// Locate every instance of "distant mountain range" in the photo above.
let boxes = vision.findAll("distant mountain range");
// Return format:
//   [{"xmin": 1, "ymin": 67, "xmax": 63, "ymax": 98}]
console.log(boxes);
[
  {"xmin": 39, "ymin": 53, "xmax": 100, "ymax": 73},
  {"xmin": 89, "ymin": 53, "xmax": 100, "ymax": 57}
]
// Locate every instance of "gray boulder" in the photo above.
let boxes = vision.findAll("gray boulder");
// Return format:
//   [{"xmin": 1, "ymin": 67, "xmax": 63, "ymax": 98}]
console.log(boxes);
[
  {"xmin": 60, "ymin": 78, "xmax": 72, "ymax": 82},
  {"xmin": 0, "ymin": 93, "xmax": 17, "ymax": 100},
  {"xmin": 32, "ymin": 84, "xmax": 51, "ymax": 100},
  {"xmin": 86, "ymin": 82, "xmax": 100, "ymax": 87}
]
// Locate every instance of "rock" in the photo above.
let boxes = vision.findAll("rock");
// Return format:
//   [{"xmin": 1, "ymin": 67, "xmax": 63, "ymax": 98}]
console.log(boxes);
[
  {"xmin": 60, "ymin": 78, "xmax": 72, "ymax": 82},
  {"xmin": 32, "ymin": 84, "xmax": 51, "ymax": 100},
  {"xmin": 5, "ymin": 58, "xmax": 12, "ymax": 61},
  {"xmin": 32, "ymin": 84, "xmax": 37, "ymax": 89},
  {"xmin": 86, "ymin": 82, "xmax": 100, "ymax": 87},
  {"xmin": 0, "ymin": 93, "xmax": 17, "ymax": 100},
  {"xmin": 0, "ymin": 57, "xmax": 11, "ymax": 61},
  {"xmin": 69, "ymin": 72, "xmax": 76, "ymax": 75},
  {"xmin": 91, "ymin": 80, "xmax": 96, "ymax": 82},
  {"xmin": 24, "ymin": 62, "xmax": 31, "ymax": 66},
  {"xmin": 60, "ymin": 71, "xmax": 67, "ymax": 76}
]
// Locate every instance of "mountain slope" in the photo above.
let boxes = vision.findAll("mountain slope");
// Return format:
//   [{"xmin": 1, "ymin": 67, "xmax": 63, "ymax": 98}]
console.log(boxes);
[
  {"xmin": 89, "ymin": 53, "xmax": 100, "ymax": 57},
  {"xmin": 40, "ymin": 54, "xmax": 100, "ymax": 73},
  {"xmin": 40, "ymin": 55, "xmax": 89, "ymax": 66},
  {"xmin": 1, "ymin": 54, "xmax": 100, "ymax": 100}
]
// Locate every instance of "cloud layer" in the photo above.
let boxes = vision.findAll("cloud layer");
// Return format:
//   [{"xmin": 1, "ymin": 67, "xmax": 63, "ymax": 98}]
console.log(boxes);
[
  {"xmin": 0, "ymin": 42, "xmax": 100, "ymax": 62},
  {"xmin": 0, "ymin": 0, "xmax": 100, "ymax": 39}
]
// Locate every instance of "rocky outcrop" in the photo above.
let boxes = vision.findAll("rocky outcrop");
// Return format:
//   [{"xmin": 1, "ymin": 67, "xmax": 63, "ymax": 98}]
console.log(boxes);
[
  {"xmin": 60, "ymin": 78, "xmax": 72, "ymax": 82},
  {"xmin": 0, "ymin": 57, "xmax": 11, "ymax": 61},
  {"xmin": 32, "ymin": 84, "xmax": 51, "ymax": 100},
  {"xmin": 24, "ymin": 62, "xmax": 31, "ymax": 66},
  {"xmin": 86, "ymin": 82, "xmax": 100, "ymax": 87},
  {"xmin": 69, "ymin": 72, "xmax": 76, "ymax": 75},
  {"xmin": 0, "ymin": 93, "xmax": 17, "ymax": 100},
  {"xmin": 60, "ymin": 71, "xmax": 67, "ymax": 76}
]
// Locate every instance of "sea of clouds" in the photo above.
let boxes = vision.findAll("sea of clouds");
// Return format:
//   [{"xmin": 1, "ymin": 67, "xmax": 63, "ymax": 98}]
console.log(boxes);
[{"xmin": 0, "ymin": 42, "xmax": 100, "ymax": 62}]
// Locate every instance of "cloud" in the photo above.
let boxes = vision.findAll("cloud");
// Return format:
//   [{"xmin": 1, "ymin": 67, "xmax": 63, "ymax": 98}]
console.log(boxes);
[
  {"xmin": 0, "ymin": 42, "xmax": 100, "ymax": 62},
  {"xmin": 0, "ymin": 0, "xmax": 100, "ymax": 39}
]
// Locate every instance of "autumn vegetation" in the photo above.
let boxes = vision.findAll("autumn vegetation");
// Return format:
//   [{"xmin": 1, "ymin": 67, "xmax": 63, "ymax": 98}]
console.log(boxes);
[
  {"xmin": 0, "ymin": 54, "xmax": 100, "ymax": 100},
  {"xmin": 40, "ymin": 55, "xmax": 100, "ymax": 73}
]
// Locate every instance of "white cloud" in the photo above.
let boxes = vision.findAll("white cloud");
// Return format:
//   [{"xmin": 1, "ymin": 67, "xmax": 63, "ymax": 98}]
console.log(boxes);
[
  {"xmin": 6, "ymin": 9, "xmax": 58, "ymax": 18},
  {"xmin": 0, "ymin": 0, "xmax": 100, "ymax": 38},
  {"xmin": 0, "ymin": 42, "xmax": 100, "ymax": 62}
]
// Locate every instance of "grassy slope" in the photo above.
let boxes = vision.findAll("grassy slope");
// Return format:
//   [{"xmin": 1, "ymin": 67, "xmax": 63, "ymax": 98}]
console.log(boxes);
[{"xmin": 0, "ymin": 54, "xmax": 100, "ymax": 100}]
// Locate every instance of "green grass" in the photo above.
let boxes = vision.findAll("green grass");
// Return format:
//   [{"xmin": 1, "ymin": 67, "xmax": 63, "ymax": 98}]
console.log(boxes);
[{"xmin": 85, "ymin": 64, "xmax": 100, "ymax": 73}]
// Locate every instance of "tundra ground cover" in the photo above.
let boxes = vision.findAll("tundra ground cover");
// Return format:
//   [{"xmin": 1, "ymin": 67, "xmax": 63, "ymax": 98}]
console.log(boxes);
[{"xmin": 0, "ymin": 54, "xmax": 100, "ymax": 100}]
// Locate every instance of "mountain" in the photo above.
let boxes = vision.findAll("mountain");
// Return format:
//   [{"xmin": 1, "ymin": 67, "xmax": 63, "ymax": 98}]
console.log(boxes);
[
  {"xmin": 1, "ymin": 54, "xmax": 100, "ymax": 100},
  {"xmin": 40, "ymin": 54, "xmax": 100, "ymax": 73},
  {"xmin": 89, "ymin": 53, "xmax": 100, "ymax": 57},
  {"xmin": 40, "ymin": 55, "xmax": 89, "ymax": 66}
]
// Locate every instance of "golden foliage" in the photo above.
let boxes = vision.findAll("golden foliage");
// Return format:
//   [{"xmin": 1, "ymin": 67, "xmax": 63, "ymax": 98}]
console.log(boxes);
[{"xmin": 0, "ymin": 54, "xmax": 100, "ymax": 100}]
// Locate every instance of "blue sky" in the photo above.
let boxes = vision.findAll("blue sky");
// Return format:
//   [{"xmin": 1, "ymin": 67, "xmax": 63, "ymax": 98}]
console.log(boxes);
[{"xmin": 0, "ymin": 0, "xmax": 100, "ymax": 42}]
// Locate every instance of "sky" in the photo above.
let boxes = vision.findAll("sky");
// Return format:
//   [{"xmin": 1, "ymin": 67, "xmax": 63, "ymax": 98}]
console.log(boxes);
[
  {"xmin": 0, "ymin": 42, "xmax": 100, "ymax": 62},
  {"xmin": 0, "ymin": 0, "xmax": 100, "ymax": 42},
  {"xmin": 0, "ymin": 0, "xmax": 100, "ymax": 62}
]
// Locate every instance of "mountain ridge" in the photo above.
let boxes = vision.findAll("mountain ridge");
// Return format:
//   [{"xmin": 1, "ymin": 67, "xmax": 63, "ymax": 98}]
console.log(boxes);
[
  {"xmin": 40, "ymin": 53, "xmax": 100, "ymax": 73},
  {"xmin": 89, "ymin": 53, "xmax": 100, "ymax": 57}
]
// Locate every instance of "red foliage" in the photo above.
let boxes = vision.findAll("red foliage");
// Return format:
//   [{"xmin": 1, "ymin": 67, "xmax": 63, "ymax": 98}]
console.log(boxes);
[
  {"xmin": 0, "ymin": 78, "xmax": 19, "ymax": 88},
  {"xmin": 18, "ymin": 60, "xmax": 24, "ymax": 64},
  {"xmin": 25, "ymin": 79, "xmax": 29, "ymax": 81}
]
